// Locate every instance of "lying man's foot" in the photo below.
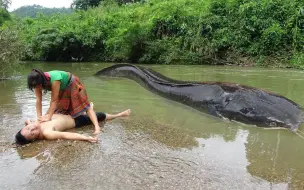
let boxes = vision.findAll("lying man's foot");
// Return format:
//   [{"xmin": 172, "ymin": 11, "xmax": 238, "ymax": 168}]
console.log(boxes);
[
  {"xmin": 121, "ymin": 109, "xmax": 131, "ymax": 117},
  {"xmin": 90, "ymin": 102, "xmax": 94, "ymax": 109},
  {"xmin": 87, "ymin": 136, "xmax": 98, "ymax": 143}
]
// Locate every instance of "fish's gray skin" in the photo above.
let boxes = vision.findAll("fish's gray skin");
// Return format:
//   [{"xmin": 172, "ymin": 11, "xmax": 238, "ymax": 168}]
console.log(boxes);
[{"xmin": 95, "ymin": 64, "xmax": 303, "ymax": 130}]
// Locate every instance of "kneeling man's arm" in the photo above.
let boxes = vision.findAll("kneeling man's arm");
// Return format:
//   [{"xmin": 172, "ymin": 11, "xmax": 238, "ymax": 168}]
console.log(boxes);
[{"xmin": 44, "ymin": 131, "xmax": 97, "ymax": 143}]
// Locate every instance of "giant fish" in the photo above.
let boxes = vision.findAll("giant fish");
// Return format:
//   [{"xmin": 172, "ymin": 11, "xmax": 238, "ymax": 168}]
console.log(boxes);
[{"xmin": 95, "ymin": 64, "xmax": 303, "ymax": 131}]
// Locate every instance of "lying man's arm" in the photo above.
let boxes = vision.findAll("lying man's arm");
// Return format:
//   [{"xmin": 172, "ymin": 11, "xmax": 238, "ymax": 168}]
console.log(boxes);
[{"xmin": 44, "ymin": 131, "xmax": 98, "ymax": 143}]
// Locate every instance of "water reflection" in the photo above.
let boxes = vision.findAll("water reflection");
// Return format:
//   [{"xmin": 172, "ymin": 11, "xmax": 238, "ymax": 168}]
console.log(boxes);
[
  {"xmin": 0, "ymin": 79, "xmax": 23, "ymax": 143},
  {"xmin": 100, "ymin": 65, "xmax": 304, "ymax": 189},
  {"xmin": 0, "ymin": 150, "xmax": 40, "ymax": 190},
  {"xmin": 15, "ymin": 141, "xmax": 52, "ymax": 159},
  {"xmin": 1, "ymin": 63, "xmax": 304, "ymax": 189},
  {"xmin": 246, "ymin": 128, "xmax": 304, "ymax": 189},
  {"xmin": 122, "ymin": 115, "xmax": 199, "ymax": 149}
]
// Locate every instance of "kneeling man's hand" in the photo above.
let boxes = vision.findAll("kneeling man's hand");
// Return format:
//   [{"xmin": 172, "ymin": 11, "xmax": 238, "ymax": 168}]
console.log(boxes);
[{"xmin": 38, "ymin": 115, "xmax": 51, "ymax": 122}]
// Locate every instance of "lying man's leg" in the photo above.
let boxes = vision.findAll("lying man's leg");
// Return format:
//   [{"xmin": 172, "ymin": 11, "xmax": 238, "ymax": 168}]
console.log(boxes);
[{"xmin": 74, "ymin": 109, "xmax": 131, "ymax": 128}]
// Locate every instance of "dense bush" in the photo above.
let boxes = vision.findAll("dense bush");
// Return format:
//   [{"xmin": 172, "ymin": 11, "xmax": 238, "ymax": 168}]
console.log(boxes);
[
  {"xmin": 0, "ymin": 24, "xmax": 23, "ymax": 78},
  {"xmin": 18, "ymin": 0, "xmax": 304, "ymax": 66},
  {"xmin": 0, "ymin": 7, "xmax": 10, "ymax": 26},
  {"xmin": 0, "ymin": 0, "xmax": 23, "ymax": 78},
  {"xmin": 71, "ymin": 0, "xmax": 102, "ymax": 10}
]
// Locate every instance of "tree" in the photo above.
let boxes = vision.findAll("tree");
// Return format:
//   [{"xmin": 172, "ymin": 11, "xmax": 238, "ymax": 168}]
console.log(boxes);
[
  {"xmin": 11, "ymin": 5, "xmax": 72, "ymax": 18},
  {"xmin": 116, "ymin": 0, "xmax": 143, "ymax": 5},
  {"xmin": 0, "ymin": 0, "xmax": 11, "ymax": 10},
  {"xmin": 71, "ymin": 0, "xmax": 102, "ymax": 10},
  {"xmin": 0, "ymin": 27, "xmax": 23, "ymax": 78},
  {"xmin": 0, "ymin": 7, "xmax": 10, "ymax": 26}
]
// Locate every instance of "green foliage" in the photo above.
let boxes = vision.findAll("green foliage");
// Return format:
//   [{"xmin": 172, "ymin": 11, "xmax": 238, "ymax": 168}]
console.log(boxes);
[
  {"xmin": 71, "ymin": 0, "xmax": 103, "ymax": 10},
  {"xmin": 13, "ymin": 0, "xmax": 304, "ymax": 66},
  {"xmin": 0, "ymin": 7, "xmax": 10, "ymax": 25},
  {"xmin": 116, "ymin": 0, "xmax": 144, "ymax": 6},
  {"xmin": 21, "ymin": 12, "xmax": 105, "ymax": 61},
  {"xmin": 196, "ymin": 0, "xmax": 303, "ymax": 62},
  {"xmin": 0, "ymin": 0, "xmax": 11, "ymax": 10},
  {"xmin": 11, "ymin": 5, "xmax": 72, "ymax": 18},
  {"xmin": 0, "ymin": 24, "xmax": 23, "ymax": 78},
  {"xmin": 291, "ymin": 52, "xmax": 304, "ymax": 68}
]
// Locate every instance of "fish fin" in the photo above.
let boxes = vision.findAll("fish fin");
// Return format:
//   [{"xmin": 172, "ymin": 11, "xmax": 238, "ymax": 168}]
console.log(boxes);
[{"xmin": 207, "ymin": 105, "xmax": 220, "ymax": 117}]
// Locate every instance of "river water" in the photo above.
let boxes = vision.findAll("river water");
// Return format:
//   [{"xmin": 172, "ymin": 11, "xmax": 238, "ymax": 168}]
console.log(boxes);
[{"xmin": 1, "ymin": 62, "xmax": 304, "ymax": 189}]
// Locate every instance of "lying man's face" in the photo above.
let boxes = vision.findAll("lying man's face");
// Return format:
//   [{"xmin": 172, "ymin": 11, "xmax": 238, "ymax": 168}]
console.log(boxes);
[
  {"xmin": 15, "ymin": 121, "xmax": 41, "ymax": 145},
  {"xmin": 21, "ymin": 122, "xmax": 40, "ymax": 140}
]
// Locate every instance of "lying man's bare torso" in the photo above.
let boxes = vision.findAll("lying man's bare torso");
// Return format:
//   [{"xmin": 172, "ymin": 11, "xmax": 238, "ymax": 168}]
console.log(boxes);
[{"xmin": 43, "ymin": 114, "xmax": 76, "ymax": 132}]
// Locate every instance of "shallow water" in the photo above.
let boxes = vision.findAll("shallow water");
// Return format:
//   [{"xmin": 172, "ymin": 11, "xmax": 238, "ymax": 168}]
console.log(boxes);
[{"xmin": 1, "ymin": 62, "xmax": 304, "ymax": 189}]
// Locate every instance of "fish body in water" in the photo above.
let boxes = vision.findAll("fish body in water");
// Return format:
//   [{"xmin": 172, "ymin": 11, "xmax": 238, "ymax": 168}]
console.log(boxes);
[{"xmin": 95, "ymin": 64, "xmax": 303, "ymax": 131}]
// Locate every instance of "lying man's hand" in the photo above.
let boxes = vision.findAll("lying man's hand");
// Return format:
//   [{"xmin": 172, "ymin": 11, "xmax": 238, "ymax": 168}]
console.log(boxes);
[{"xmin": 87, "ymin": 136, "xmax": 98, "ymax": 143}]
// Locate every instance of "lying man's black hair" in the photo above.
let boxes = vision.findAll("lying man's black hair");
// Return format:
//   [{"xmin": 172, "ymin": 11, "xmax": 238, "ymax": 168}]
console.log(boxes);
[{"xmin": 15, "ymin": 130, "xmax": 31, "ymax": 145}]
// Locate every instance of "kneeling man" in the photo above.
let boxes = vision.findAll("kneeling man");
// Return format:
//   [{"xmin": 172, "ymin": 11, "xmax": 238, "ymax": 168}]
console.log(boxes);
[{"xmin": 15, "ymin": 104, "xmax": 131, "ymax": 145}]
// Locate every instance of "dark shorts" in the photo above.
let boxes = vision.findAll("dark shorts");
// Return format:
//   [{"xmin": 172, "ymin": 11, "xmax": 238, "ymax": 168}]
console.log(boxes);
[{"xmin": 74, "ymin": 112, "xmax": 106, "ymax": 128}]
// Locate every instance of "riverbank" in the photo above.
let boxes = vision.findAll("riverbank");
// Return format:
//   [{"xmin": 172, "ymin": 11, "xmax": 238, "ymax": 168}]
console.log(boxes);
[{"xmin": 5, "ymin": 0, "xmax": 301, "ymax": 68}]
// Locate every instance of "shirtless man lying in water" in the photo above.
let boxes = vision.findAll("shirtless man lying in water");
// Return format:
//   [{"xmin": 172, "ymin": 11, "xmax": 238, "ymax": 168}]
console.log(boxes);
[{"xmin": 15, "ymin": 103, "xmax": 131, "ymax": 145}]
